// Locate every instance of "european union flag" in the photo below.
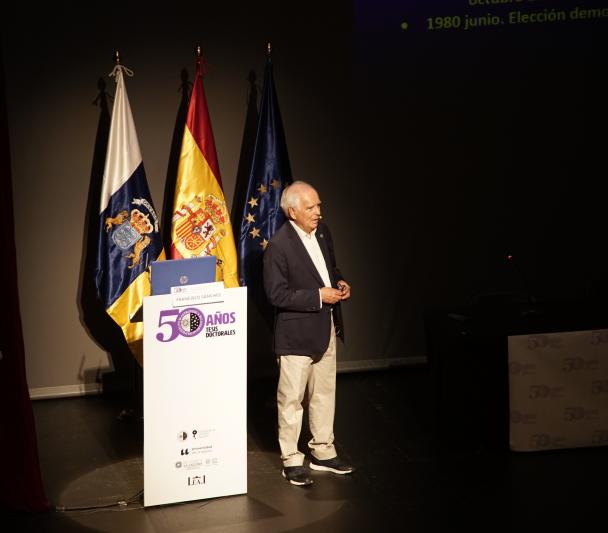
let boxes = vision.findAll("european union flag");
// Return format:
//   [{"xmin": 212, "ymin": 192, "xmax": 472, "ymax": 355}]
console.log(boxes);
[{"xmin": 237, "ymin": 52, "xmax": 292, "ymax": 302}]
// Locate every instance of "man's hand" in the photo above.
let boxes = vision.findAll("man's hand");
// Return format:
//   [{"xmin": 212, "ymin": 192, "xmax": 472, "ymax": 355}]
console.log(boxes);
[
  {"xmin": 320, "ymin": 287, "xmax": 344, "ymax": 305},
  {"xmin": 320, "ymin": 281, "xmax": 352, "ymax": 305},
  {"xmin": 337, "ymin": 280, "xmax": 351, "ymax": 301}
]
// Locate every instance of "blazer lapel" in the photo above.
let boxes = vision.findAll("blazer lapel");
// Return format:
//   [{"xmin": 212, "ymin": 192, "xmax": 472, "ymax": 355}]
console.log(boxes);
[{"xmin": 315, "ymin": 229, "xmax": 335, "ymax": 286}]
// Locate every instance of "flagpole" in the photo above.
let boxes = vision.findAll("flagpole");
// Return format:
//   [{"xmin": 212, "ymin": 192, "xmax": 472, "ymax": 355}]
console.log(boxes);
[{"xmin": 114, "ymin": 46, "xmax": 140, "ymax": 416}]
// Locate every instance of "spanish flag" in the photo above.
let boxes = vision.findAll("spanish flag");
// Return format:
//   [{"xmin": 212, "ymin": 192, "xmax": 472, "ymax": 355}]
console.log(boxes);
[
  {"xmin": 95, "ymin": 64, "xmax": 165, "ymax": 364},
  {"xmin": 170, "ymin": 51, "xmax": 238, "ymax": 288}
]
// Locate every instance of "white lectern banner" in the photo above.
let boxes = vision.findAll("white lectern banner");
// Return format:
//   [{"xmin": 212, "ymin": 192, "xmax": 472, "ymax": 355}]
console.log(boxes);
[{"xmin": 143, "ymin": 287, "xmax": 247, "ymax": 507}]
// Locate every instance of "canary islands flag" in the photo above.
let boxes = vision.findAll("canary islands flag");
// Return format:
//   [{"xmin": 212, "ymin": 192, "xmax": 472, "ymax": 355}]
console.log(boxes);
[
  {"xmin": 170, "ymin": 54, "xmax": 238, "ymax": 288},
  {"xmin": 237, "ymin": 53, "xmax": 292, "ymax": 288},
  {"xmin": 95, "ymin": 64, "xmax": 164, "ymax": 363}
]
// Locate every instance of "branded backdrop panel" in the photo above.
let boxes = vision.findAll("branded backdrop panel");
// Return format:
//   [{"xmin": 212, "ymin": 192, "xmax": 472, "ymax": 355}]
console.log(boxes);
[
  {"xmin": 508, "ymin": 329, "xmax": 608, "ymax": 452},
  {"xmin": 143, "ymin": 287, "xmax": 247, "ymax": 507}
]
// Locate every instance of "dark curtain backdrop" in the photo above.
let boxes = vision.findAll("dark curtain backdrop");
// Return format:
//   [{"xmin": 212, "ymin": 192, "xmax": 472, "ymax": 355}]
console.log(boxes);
[{"xmin": 353, "ymin": 2, "xmax": 608, "ymax": 327}]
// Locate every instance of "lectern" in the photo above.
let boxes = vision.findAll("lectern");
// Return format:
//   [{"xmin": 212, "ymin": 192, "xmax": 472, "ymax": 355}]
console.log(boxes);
[{"xmin": 143, "ymin": 284, "xmax": 247, "ymax": 507}]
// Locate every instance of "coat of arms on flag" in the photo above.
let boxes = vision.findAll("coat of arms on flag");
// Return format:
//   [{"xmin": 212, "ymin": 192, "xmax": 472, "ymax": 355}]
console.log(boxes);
[
  {"xmin": 172, "ymin": 193, "xmax": 230, "ymax": 259},
  {"xmin": 105, "ymin": 198, "xmax": 160, "ymax": 269}
]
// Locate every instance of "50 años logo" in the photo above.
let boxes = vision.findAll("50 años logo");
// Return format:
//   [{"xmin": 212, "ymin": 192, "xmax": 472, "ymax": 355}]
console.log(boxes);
[{"xmin": 155, "ymin": 308, "xmax": 236, "ymax": 342}]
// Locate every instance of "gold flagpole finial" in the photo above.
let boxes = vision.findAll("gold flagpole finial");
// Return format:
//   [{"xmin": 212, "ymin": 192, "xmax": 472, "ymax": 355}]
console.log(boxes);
[
  {"xmin": 114, "ymin": 50, "xmax": 121, "ymax": 65},
  {"xmin": 195, "ymin": 45, "xmax": 203, "ymax": 73},
  {"xmin": 266, "ymin": 42, "xmax": 272, "ymax": 56}
]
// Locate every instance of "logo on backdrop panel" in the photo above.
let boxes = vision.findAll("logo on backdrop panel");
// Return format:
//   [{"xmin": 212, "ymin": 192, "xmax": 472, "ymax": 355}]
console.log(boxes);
[
  {"xmin": 561, "ymin": 357, "xmax": 599, "ymax": 372},
  {"xmin": 510, "ymin": 410, "xmax": 537, "ymax": 425},
  {"xmin": 528, "ymin": 384, "xmax": 565, "ymax": 399},
  {"xmin": 509, "ymin": 361, "xmax": 537, "ymax": 376},
  {"xmin": 528, "ymin": 433, "xmax": 566, "ymax": 450},
  {"xmin": 527, "ymin": 334, "xmax": 562, "ymax": 350},
  {"xmin": 563, "ymin": 406, "xmax": 600, "ymax": 422}
]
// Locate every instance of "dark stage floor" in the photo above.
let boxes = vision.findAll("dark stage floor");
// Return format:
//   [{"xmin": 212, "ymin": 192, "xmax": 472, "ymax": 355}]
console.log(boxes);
[{"xmin": 6, "ymin": 366, "xmax": 608, "ymax": 532}]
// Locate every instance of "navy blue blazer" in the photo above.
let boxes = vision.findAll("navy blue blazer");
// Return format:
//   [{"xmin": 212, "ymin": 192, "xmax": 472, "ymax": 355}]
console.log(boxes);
[{"xmin": 263, "ymin": 221, "xmax": 345, "ymax": 357}]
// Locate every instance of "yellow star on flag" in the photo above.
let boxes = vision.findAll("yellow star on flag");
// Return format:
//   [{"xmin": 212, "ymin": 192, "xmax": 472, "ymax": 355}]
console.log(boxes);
[
  {"xmin": 270, "ymin": 179, "xmax": 280, "ymax": 190},
  {"xmin": 245, "ymin": 213, "xmax": 255, "ymax": 224},
  {"xmin": 260, "ymin": 238, "xmax": 269, "ymax": 250},
  {"xmin": 248, "ymin": 197, "xmax": 258, "ymax": 208},
  {"xmin": 257, "ymin": 184, "xmax": 268, "ymax": 194},
  {"xmin": 250, "ymin": 227, "xmax": 261, "ymax": 239}
]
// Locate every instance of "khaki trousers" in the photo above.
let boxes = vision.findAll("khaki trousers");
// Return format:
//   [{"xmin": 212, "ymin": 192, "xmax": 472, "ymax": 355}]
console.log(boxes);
[{"xmin": 277, "ymin": 324, "xmax": 337, "ymax": 467}]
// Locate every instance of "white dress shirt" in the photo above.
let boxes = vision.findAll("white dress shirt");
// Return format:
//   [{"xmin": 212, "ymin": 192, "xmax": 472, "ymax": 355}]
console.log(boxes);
[{"xmin": 290, "ymin": 221, "xmax": 332, "ymax": 307}]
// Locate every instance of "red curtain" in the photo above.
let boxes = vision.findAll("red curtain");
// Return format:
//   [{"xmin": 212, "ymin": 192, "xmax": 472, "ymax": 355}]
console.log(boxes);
[{"xmin": 0, "ymin": 47, "xmax": 50, "ymax": 513}]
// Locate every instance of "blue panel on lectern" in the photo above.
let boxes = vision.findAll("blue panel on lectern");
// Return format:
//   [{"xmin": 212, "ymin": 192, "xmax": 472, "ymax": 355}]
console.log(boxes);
[{"xmin": 151, "ymin": 257, "xmax": 217, "ymax": 295}]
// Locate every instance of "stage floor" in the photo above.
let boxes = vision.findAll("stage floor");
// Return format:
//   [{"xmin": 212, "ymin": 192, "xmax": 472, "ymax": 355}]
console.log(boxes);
[{"xmin": 7, "ymin": 366, "xmax": 608, "ymax": 532}]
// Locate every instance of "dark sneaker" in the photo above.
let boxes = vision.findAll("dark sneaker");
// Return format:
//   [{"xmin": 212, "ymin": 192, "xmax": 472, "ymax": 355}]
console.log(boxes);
[
  {"xmin": 282, "ymin": 465, "xmax": 314, "ymax": 486},
  {"xmin": 309, "ymin": 456, "xmax": 355, "ymax": 475}
]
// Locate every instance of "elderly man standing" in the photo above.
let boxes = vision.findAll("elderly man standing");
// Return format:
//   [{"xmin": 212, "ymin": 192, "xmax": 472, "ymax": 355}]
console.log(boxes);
[{"xmin": 263, "ymin": 180, "xmax": 354, "ymax": 486}]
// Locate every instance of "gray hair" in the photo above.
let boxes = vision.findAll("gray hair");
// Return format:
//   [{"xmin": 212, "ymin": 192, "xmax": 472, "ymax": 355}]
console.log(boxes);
[{"xmin": 280, "ymin": 180, "xmax": 314, "ymax": 217}]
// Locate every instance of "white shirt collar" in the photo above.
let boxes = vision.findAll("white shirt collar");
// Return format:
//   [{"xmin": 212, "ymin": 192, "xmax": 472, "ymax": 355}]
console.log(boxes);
[{"xmin": 289, "ymin": 220, "xmax": 316, "ymax": 240}]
